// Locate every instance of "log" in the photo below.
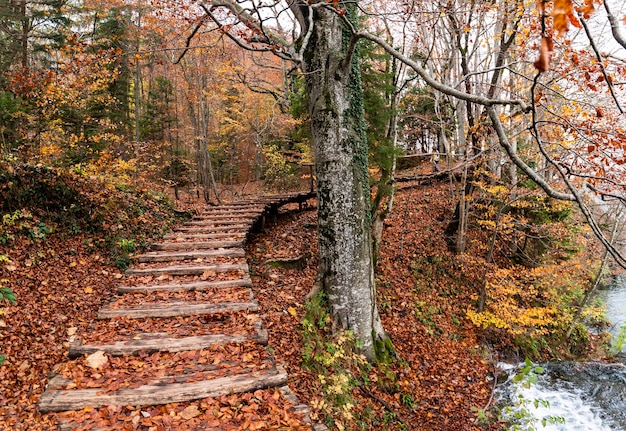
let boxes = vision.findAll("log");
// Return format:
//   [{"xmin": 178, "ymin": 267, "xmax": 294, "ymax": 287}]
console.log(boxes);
[
  {"xmin": 68, "ymin": 331, "xmax": 268, "ymax": 358},
  {"xmin": 134, "ymin": 248, "xmax": 245, "ymax": 263},
  {"xmin": 97, "ymin": 300, "xmax": 259, "ymax": 319},
  {"xmin": 125, "ymin": 262, "xmax": 248, "ymax": 277},
  {"xmin": 118, "ymin": 277, "xmax": 253, "ymax": 293},
  {"xmin": 38, "ymin": 367, "xmax": 287, "ymax": 412}
]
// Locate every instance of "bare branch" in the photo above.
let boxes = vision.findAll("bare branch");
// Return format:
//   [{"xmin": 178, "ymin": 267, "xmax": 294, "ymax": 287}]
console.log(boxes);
[
  {"xmin": 203, "ymin": 0, "xmax": 295, "ymax": 61},
  {"xmin": 487, "ymin": 107, "xmax": 574, "ymax": 202},
  {"xmin": 355, "ymin": 31, "xmax": 531, "ymax": 112},
  {"xmin": 173, "ymin": 16, "xmax": 209, "ymax": 64},
  {"xmin": 604, "ymin": 1, "xmax": 626, "ymax": 50}
]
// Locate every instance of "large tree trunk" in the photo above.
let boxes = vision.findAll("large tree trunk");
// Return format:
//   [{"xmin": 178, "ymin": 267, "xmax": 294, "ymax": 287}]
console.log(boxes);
[{"xmin": 302, "ymin": 3, "xmax": 386, "ymax": 361}]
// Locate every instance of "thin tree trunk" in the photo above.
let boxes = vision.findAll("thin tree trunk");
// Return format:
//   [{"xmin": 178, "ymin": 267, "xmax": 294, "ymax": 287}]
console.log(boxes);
[
  {"xmin": 199, "ymin": 98, "xmax": 221, "ymax": 204},
  {"xmin": 456, "ymin": 163, "xmax": 469, "ymax": 254}
]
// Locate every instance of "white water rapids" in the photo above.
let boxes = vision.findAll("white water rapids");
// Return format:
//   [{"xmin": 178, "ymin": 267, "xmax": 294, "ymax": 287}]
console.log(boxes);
[{"xmin": 497, "ymin": 276, "xmax": 626, "ymax": 430}]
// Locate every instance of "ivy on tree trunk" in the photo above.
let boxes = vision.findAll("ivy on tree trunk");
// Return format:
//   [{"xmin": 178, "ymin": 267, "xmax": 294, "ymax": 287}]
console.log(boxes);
[{"xmin": 301, "ymin": 1, "xmax": 387, "ymax": 361}]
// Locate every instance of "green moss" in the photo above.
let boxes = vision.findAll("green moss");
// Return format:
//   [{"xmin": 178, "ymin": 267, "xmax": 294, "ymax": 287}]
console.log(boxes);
[{"xmin": 374, "ymin": 334, "xmax": 396, "ymax": 364}]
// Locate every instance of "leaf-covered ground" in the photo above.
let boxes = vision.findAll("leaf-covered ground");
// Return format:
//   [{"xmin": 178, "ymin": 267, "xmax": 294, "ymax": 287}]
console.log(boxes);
[
  {"xmin": 247, "ymin": 183, "xmax": 503, "ymax": 430},
  {"xmin": 1, "ymin": 164, "xmax": 505, "ymax": 430}
]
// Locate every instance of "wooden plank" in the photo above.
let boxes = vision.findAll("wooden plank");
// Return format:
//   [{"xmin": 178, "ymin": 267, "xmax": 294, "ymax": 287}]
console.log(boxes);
[
  {"xmin": 205, "ymin": 202, "xmax": 265, "ymax": 207},
  {"xmin": 184, "ymin": 219, "xmax": 255, "ymax": 226},
  {"xmin": 125, "ymin": 262, "xmax": 248, "ymax": 277},
  {"xmin": 38, "ymin": 367, "xmax": 287, "ymax": 412},
  {"xmin": 193, "ymin": 212, "xmax": 263, "ymax": 219},
  {"xmin": 162, "ymin": 232, "xmax": 245, "ymax": 241},
  {"xmin": 97, "ymin": 300, "xmax": 259, "ymax": 319},
  {"xmin": 68, "ymin": 331, "xmax": 268, "ymax": 358},
  {"xmin": 200, "ymin": 206, "xmax": 263, "ymax": 214},
  {"xmin": 150, "ymin": 240, "xmax": 244, "ymax": 251},
  {"xmin": 173, "ymin": 225, "xmax": 249, "ymax": 233},
  {"xmin": 134, "ymin": 248, "xmax": 245, "ymax": 263},
  {"xmin": 118, "ymin": 278, "xmax": 252, "ymax": 293}
]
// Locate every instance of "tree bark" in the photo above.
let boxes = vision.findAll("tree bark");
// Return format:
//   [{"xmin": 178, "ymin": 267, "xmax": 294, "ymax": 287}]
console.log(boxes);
[{"xmin": 301, "ymin": 3, "xmax": 386, "ymax": 361}]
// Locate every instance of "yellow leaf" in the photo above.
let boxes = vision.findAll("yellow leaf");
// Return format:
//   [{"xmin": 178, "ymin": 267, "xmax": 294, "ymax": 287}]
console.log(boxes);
[
  {"xmin": 84, "ymin": 287, "xmax": 93, "ymax": 294},
  {"xmin": 69, "ymin": 262, "xmax": 77, "ymax": 267},
  {"xmin": 287, "ymin": 306, "xmax": 297, "ymax": 317}
]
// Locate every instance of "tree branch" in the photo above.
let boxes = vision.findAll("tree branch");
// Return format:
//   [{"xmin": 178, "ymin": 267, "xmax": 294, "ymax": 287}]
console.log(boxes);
[
  {"xmin": 528, "ymin": 75, "xmax": 626, "ymax": 267},
  {"xmin": 487, "ymin": 107, "xmax": 574, "ymax": 201},
  {"xmin": 579, "ymin": 14, "xmax": 624, "ymax": 113},
  {"xmin": 173, "ymin": 16, "xmax": 209, "ymax": 64},
  {"xmin": 203, "ymin": 0, "xmax": 295, "ymax": 61},
  {"xmin": 355, "ymin": 31, "xmax": 531, "ymax": 112},
  {"xmin": 604, "ymin": 1, "xmax": 626, "ymax": 50}
]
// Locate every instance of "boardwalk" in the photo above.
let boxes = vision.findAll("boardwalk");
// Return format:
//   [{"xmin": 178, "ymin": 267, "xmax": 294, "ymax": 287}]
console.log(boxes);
[{"xmin": 39, "ymin": 192, "xmax": 325, "ymax": 430}]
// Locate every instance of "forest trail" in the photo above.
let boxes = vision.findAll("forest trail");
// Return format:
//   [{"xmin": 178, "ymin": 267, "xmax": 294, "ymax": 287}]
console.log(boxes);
[{"xmin": 38, "ymin": 191, "xmax": 325, "ymax": 430}]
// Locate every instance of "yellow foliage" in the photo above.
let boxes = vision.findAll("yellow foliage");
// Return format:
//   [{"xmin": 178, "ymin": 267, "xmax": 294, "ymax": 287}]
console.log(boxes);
[{"xmin": 468, "ymin": 259, "xmax": 586, "ymax": 342}]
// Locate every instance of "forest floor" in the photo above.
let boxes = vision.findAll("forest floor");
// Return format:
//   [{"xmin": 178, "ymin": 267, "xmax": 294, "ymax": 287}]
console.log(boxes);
[
  {"xmin": 0, "ymin": 168, "xmax": 517, "ymax": 430},
  {"xmin": 246, "ymin": 181, "xmax": 503, "ymax": 430}
]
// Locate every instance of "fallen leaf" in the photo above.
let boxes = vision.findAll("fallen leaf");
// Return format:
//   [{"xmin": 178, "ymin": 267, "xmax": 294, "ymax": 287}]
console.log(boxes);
[
  {"xmin": 201, "ymin": 270, "xmax": 216, "ymax": 280},
  {"xmin": 84, "ymin": 287, "xmax": 94, "ymax": 294},
  {"xmin": 18, "ymin": 360, "xmax": 30, "ymax": 372},
  {"xmin": 86, "ymin": 351, "xmax": 108, "ymax": 369},
  {"xmin": 287, "ymin": 306, "xmax": 297, "ymax": 317},
  {"xmin": 180, "ymin": 405, "xmax": 201, "ymax": 420}
]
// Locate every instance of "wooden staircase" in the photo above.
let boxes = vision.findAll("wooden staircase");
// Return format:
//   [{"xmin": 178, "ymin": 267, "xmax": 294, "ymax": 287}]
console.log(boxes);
[{"xmin": 38, "ymin": 192, "xmax": 325, "ymax": 430}]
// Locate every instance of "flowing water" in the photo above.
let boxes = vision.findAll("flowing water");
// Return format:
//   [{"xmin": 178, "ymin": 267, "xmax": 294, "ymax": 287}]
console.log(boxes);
[
  {"xmin": 497, "ymin": 276, "xmax": 626, "ymax": 430},
  {"xmin": 596, "ymin": 275, "xmax": 626, "ymax": 354}
]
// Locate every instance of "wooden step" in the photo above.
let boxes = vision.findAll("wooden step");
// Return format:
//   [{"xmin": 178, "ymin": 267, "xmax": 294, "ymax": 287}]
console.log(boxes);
[
  {"xmin": 205, "ymin": 202, "xmax": 265, "ymax": 207},
  {"xmin": 200, "ymin": 206, "xmax": 264, "ymax": 213},
  {"xmin": 162, "ymin": 232, "xmax": 245, "ymax": 241},
  {"xmin": 68, "ymin": 330, "xmax": 268, "ymax": 358},
  {"xmin": 125, "ymin": 262, "xmax": 248, "ymax": 277},
  {"xmin": 150, "ymin": 240, "xmax": 244, "ymax": 251},
  {"xmin": 134, "ymin": 248, "xmax": 245, "ymax": 263},
  {"xmin": 193, "ymin": 212, "xmax": 263, "ymax": 219},
  {"xmin": 118, "ymin": 277, "xmax": 253, "ymax": 293},
  {"xmin": 39, "ymin": 367, "xmax": 287, "ymax": 412},
  {"xmin": 173, "ymin": 225, "xmax": 249, "ymax": 233},
  {"xmin": 184, "ymin": 219, "xmax": 255, "ymax": 226},
  {"xmin": 97, "ymin": 300, "xmax": 259, "ymax": 319}
]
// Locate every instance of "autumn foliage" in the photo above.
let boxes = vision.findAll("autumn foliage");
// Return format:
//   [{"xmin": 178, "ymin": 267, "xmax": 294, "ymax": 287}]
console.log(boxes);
[{"xmin": 1, "ymin": 0, "xmax": 625, "ymax": 428}]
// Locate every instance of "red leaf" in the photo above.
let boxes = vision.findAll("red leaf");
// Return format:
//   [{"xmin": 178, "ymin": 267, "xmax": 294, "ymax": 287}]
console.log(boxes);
[{"xmin": 533, "ymin": 37, "xmax": 553, "ymax": 72}]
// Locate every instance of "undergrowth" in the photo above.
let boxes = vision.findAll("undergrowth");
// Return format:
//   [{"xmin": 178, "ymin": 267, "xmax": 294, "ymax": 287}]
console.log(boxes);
[
  {"xmin": 0, "ymin": 158, "xmax": 185, "ymax": 269},
  {"xmin": 301, "ymin": 292, "xmax": 408, "ymax": 430}
]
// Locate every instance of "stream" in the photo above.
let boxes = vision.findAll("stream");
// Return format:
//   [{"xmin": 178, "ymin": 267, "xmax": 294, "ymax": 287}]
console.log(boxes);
[{"xmin": 497, "ymin": 276, "xmax": 626, "ymax": 430}]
